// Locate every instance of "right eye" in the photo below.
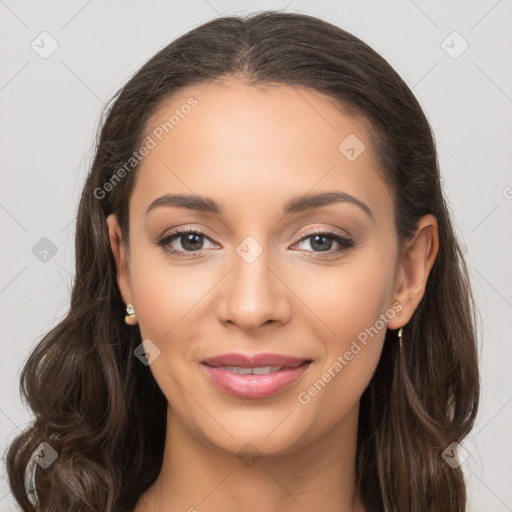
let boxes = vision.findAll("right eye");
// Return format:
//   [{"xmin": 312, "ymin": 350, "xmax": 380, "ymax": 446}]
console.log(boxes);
[{"xmin": 157, "ymin": 227, "xmax": 217, "ymax": 257}]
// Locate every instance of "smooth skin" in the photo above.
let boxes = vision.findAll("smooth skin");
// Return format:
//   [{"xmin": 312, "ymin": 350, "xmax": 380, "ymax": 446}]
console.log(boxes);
[{"xmin": 107, "ymin": 77, "xmax": 438, "ymax": 512}]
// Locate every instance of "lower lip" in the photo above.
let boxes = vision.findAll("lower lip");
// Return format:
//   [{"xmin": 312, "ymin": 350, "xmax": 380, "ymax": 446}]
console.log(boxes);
[{"xmin": 201, "ymin": 362, "xmax": 311, "ymax": 399}]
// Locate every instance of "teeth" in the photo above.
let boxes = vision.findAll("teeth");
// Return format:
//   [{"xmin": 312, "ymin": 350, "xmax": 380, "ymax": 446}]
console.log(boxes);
[
  {"xmin": 253, "ymin": 366, "xmax": 280, "ymax": 375},
  {"xmin": 231, "ymin": 366, "xmax": 253, "ymax": 375},
  {"xmin": 219, "ymin": 365, "xmax": 283, "ymax": 374}
]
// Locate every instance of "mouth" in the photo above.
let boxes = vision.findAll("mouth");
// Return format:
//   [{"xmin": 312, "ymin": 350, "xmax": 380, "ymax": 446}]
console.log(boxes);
[{"xmin": 200, "ymin": 353, "xmax": 313, "ymax": 399}]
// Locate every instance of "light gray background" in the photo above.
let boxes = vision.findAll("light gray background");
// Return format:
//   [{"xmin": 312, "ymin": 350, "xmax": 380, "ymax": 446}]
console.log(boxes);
[{"xmin": 1, "ymin": 1, "xmax": 511, "ymax": 510}]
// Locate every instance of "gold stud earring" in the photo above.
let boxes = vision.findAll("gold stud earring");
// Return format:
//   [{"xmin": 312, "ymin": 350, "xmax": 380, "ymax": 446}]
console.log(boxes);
[
  {"xmin": 397, "ymin": 327, "xmax": 403, "ymax": 350},
  {"xmin": 125, "ymin": 303, "xmax": 137, "ymax": 325}
]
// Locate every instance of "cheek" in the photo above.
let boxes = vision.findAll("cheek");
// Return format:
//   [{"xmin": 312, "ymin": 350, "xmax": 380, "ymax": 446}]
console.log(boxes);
[
  {"xmin": 295, "ymin": 246, "xmax": 395, "ymax": 407},
  {"xmin": 126, "ymin": 253, "xmax": 209, "ymax": 408},
  {"xmin": 130, "ymin": 233, "xmax": 396, "ymax": 368},
  {"xmin": 304, "ymin": 248, "xmax": 395, "ymax": 342},
  {"xmin": 128, "ymin": 246, "xmax": 212, "ymax": 342}
]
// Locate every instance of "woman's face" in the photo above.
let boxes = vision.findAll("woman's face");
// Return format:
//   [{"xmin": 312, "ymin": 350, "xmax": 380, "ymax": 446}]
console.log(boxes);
[{"xmin": 108, "ymin": 78, "xmax": 408, "ymax": 456}]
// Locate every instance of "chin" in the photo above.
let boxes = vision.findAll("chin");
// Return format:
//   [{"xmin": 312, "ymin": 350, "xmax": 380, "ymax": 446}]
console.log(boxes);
[{"xmin": 192, "ymin": 408, "xmax": 315, "ymax": 458}]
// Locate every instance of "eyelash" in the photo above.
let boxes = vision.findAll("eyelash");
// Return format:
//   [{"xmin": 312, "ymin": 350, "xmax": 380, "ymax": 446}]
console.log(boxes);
[{"xmin": 156, "ymin": 226, "xmax": 354, "ymax": 260}]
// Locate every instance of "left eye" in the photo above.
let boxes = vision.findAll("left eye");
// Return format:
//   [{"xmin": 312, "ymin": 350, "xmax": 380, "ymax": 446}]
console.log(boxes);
[{"xmin": 293, "ymin": 230, "xmax": 354, "ymax": 254}]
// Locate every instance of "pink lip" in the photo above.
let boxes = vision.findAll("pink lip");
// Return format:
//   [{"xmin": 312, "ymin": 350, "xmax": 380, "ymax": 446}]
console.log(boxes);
[
  {"xmin": 202, "ymin": 352, "xmax": 309, "ymax": 368},
  {"xmin": 201, "ymin": 352, "xmax": 312, "ymax": 399}
]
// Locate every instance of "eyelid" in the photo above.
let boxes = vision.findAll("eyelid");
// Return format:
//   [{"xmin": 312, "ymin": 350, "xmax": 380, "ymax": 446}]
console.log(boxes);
[
  {"xmin": 159, "ymin": 225, "xmax": 351, "ymax": 246},
  {"xmin": 157, "ymin": 224, "xmax": 354, "ymax": 260},
  {"xmin": 158, "ymin": 224, "xmax": 216, "ymax": 240},
  {"xmin": 291, "ymin": 225, "xmax": 352, "ymax": 244}
]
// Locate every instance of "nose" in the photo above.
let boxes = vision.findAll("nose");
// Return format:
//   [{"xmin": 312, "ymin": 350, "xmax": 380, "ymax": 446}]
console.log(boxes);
[{"xmin": 216, "ymin": 243, "xmax": 291, "ymax": 332}]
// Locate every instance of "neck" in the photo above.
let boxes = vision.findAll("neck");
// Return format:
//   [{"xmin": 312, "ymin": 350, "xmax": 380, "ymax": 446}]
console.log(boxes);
[{"xmin": 136, "ymin": 403, "xmax": 366, "ymax": 512}]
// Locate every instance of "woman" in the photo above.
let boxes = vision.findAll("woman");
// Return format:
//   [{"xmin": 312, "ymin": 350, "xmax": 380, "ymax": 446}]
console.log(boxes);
[{"xmin": 5, "ymin": 11, "xmax": 479, "ymax": 511}]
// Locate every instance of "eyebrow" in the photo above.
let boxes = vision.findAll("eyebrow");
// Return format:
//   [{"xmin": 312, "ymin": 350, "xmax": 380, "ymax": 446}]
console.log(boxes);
[{"xmin": 146, "ymin": 191, "xmax": 373, "ymax": 219}]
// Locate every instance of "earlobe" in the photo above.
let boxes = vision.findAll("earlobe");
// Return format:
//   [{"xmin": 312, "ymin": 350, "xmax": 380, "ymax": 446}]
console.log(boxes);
[{"xmin": 387, "ymin": 214, "xmax": 439, "ymax": 329}]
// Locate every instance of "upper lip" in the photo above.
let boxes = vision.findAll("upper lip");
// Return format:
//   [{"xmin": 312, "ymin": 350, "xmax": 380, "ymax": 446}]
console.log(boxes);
[{"xmin": 201, "ymin": 353, "xmax": 312, "ymax": 368}]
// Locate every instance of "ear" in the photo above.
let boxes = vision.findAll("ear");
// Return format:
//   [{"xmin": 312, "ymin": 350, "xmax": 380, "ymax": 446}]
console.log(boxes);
[
  {"xmin": 387, "ymin": 214, "xmax": 439, "ymax": 329},
  {"xmin": 106, "ymin": 214, "xmax": 133, "ymax": 306}
]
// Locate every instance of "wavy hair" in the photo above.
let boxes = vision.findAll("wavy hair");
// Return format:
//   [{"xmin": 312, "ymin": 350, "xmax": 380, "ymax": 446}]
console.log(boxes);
[{"xmin": 5, "ymin": 11, "xmax": 479, "ymax": 511}]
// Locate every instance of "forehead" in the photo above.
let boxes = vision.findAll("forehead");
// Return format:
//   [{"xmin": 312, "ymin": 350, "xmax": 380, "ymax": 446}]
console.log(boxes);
[{"xmin": 130, "ymin": 78, "xmax": 392, "ymax": 220}]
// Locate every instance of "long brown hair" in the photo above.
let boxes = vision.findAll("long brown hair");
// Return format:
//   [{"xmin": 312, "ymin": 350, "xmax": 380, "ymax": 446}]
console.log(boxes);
[{"xmin": 4, "ymin": 11, "xmax": 479, "ymax": 511}]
